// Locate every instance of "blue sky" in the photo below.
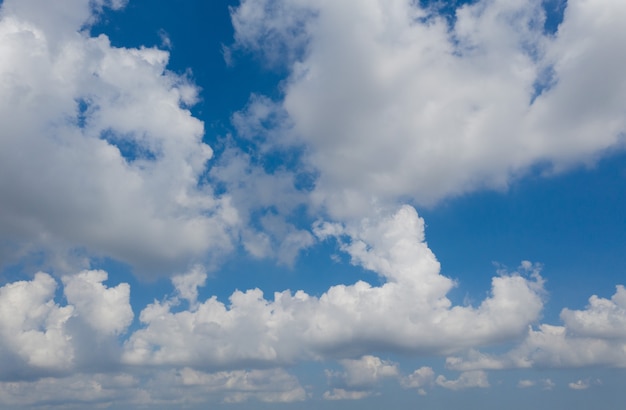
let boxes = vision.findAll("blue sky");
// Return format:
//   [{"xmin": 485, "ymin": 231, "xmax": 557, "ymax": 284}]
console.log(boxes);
[{"xmin": 0, "ymin": 0, "xmax": 625, "ymax": 408}]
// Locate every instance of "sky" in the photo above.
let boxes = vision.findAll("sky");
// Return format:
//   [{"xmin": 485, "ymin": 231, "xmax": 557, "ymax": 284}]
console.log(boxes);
[{"xmin": 0, "ymin": 0, "xmax": 625, "ymax": 408}]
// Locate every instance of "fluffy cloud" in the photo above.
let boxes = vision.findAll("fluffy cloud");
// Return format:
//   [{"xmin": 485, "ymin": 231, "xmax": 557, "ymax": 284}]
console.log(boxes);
[
  {"xmin": 561, "ymin": 285, "xmax": 626, "ymax": 339},
  {"xmin": 0, "ymin": 368, "xmax": 305, "ymax": 408},
  {"xmin": 123, "ymin": 206, "xmax": 544, "ymax": 368},
  {"xmin": 0, "ymin": 273, "xmax": 74, "ymax": 376},
  {"xmin": 333, "ymin": 355, "xmax": 399, "ymax": 388},
  {"xmin": 446, "ymin": 286, "xmax": 626, "ymax": 371},
  {"xmin": 209, "ymin": 146, "xmax": 315, "ymax": 266},
  {"xmin": 323, "ymin": 388, "xmax": 372, "ymax": 401},
  {"xmin": 568, "ymin": 379, "xmax": 590, "ymax": 390},
  {"xmin": 230, "ymin": 0, "xmax": 626, "ymax": 218},
  {"xmin": 323, "ymin": 355, "xmax": 399, "ymax": 399},
  {"xmin": 0, "ymin": 0, "xmax": 239, "ymax": 274},
  {"xmin": 518, "ymin": 379, "xmax": 535, "ymax": 388},
  {"xmin": 436, "ymin": 370, "xmax": 490, "ymax": 390},
  {"xmin": 0, "ymin": 373, "xmax": 140, "ymax": 408},
  {"xmin": 171, "ymin": 265, "xmax": 207, "ymax": 308},
  {"xmin": 176, "ymin": 367, "xmax": 306, "ymax": 404},
  {"xmin": 0, "ymin": 270, "xmax": 133, "ymax": 380},
  {"xmin": 402, "ymin": 366, "xmax": 436, "ymax": 392},
  {"xmin": 0, "ymin": 207, "xmax": 615, "ymax": 403},
  {"xmin": 62, "ymin": 270, "xmax": 133, "ymax": 336},
  {"xmin": 3, "ymin": 0, "xmax": 625, "ymax": 406}
]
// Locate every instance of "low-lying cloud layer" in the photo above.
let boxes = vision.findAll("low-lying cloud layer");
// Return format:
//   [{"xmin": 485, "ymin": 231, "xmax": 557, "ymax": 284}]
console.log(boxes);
[{"xmin": 1, "ymin": 205, "xmax": 625, "ymax": 406}]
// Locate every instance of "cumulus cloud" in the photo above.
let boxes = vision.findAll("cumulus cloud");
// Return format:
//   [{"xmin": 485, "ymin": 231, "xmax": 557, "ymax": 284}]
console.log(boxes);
[
  {"xmin": 122, "ymin": 206, "xmax": 544, "ymax": 368},
  {"xmin": 542, "ymin": 378, "xmax": 556, "ymax": 390},
  {"xmin": 323, "ymin": 388, "xmax": 372, "ymax": 401},
  {"xmin": 0, "ymin": 271, "xmax": 311, "ymax": 406},
  {"xmin": 230, "ymin": 0, "xmax": 626, "ymax": 218},
  {"xmin": 208, "ymin": 143, "xmax": 316, "ymax": 266},
  {"xmin": 436, "ymin": 371, "xmax": 490, "ymax": 390},
  {"xmin": 518, "ymin": 379, "xmax": 535, "ymax": 388},
  {"xmin": 0, "ymin": 270, "xmax": 134, "ymax": 380},
  {"xmin": 0, "ymin": 273, "xmax": 74, "ymax": 376},
  {"xmin": 176, "ymin": 367, "xmax": 306, "ymax": 403},
  {"xmin": 517, "ymin": 377, "xmax": 555, "ymax": 390},
  {"xmin": 323, "ymin": 355, "xmax": 399, "ymax": 399},
  {"xmin": 0, "ymin": 0, "xmax": 239, "ymax": 274},
  {"xmin": 171, "ymin": 265, "xmax": 207, "ymax": 308},
  {"xmin": 402, "ymin": 366, "xmax": 435, "ymax": 395},
  {"xmin": 0, "ymin": 373, "xmax": 140, "ymax": 408},
  {"xmin": 228, "ymin": 0, "xmax": 316, "ymax": 67},
  {"xmin": 333, "ymin": 355, "xmax": 399, "ymax": 388},
  {"xmin": 568, "ymin": 379, "xmax": 590, "ymax": 390},
  {"xmin": 446, "ymin": 285, "xmax": 626, "ymax": 371},
  {"xmin": 561, "ymin": 285, "xmax": 626, "ymax": 339},
  {"xmin": 0, "ymin": 368, "xmax": 305, "ymax": 408},
  {"xmin": 2, "ymin": 0, "xmax": 626, "ymax": 406},
  {"xmin": 0, "ymin": 209, "xmax": 614, "ymax": 404},
  {"xmin": 62, "ymin": 270, "xmax": 133, "ymax": 336}
]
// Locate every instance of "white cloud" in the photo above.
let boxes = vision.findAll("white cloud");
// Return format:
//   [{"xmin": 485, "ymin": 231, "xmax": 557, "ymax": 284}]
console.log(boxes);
[
  {"xmin": 446, "ymin": 285, "xmax": 626, "ymax": 371},
  {"xmin": 542, "ymin": 378, "xmax": 556, "ymax": 390},
  {"xmin": 0, "ymin": 270, "xmax": 138, "ymax": 380},
  {"xmin": 323, "ymin": 355, "xmax": 399, "ymax": 398},
  {"xmin": 0, "ymin": 273, "xmax": 74, "ymax": 375},
  {"xmin": 323, "ymin": 388, "xmax": 372, "ymax": 401},
  {"xmin": 178, "ymin": 367, "xmax": 306, "ymax": 403},
  {"xmin": 436, "ymin": 370, "xmax": 490, "ymax": 390},
  {"xmin": 62, "ymin": 270, "xmax": 133, "ymax": 336},
  {"xmin": 568, "ymin": 379, "xmax": 589, "ymax": 390},
  {"xmin": 2, "ymin": 0, "xmax": 625, "ymax": 405},
  {"xmin": 517, "ymin": 377, "xmax": 556, "ymax": 390},
  {"xmin": 335, "ymin": 355, "xmax": 399, "ymax": 388},
  {"xmin": 0, "ymin": 368, "xmax": 305, "ymax": 408},
  {"xmin": 561, "ymin": 285, "xmax": 626, "ymax": 339},
  {"xmin": 402, "ymin": 366, "xmax": 435, "ymax": 396},
  {"xmin": 518, "ymin": 379, "xmax": 535, "ymax": 388},
  {"xmin": 0, "ymin": 214, "xmax": 611, "ymax": 402},
  {"xmin": 0, "ymin": 373, "xmax": 140, "ymax": 409},
  {"xmin": 171, "ymin": 265, "xmax": 207, "ymax": 309},
  {"xmin": 0, "ymin": 0, "xmax": 239, "ymax": 274},
  {"xmin": 123, "ymin": 206, "xmax": 544, "ymax": 368},
  {"xmin": 230, "ymin": 0, "xmax": 626, "ymax": 218},
  {"xmin": 228, "ymin": 0, "xmax": 315, "ymax": 67},
  {"xmin": 209, "ymin": 146, "xmax": 314, "ymax": 266}
]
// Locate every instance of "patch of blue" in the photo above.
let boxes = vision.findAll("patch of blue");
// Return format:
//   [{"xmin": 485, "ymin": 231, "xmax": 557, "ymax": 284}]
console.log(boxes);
[
  {"xmin": 75, "ymin": 98, "xmax": 90, "ymax": 129},
  {"xmin": 98, "ymin": 129, "xmax": 157, "ymax": 163},
  {"xmin": 542, "ymin": 0, "xmax": 566, "ymax": 35}
]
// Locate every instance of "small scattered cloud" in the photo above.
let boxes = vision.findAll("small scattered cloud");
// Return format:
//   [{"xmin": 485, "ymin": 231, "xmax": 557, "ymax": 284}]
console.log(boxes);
[
  {"xmin": 324, "ymin": 355, "xmax": 399, "ymax": 399},
  {"xmin": 158, "ymin": 28, "xmax": 173, "ymax": 49},
  {"xmin": 436, "ymin": 371, "xmax": 490, "ymax": 390},
  {"xmin": 542, "ymin": 379, "xmax": 556, "ymax": 390},
  {"xmin": 323, "ymin": 388, "xmax": 372, "ymax": 401},
  {"xmin": 402, "ymin": 366, "xmax": 436, "ymax": 395},
  {"xmin": 568, "ymin": 380, "xmax": 590, "ymax": 390},
  {"xmin": 171, "ymin": 265, "xmax": 207, "ymax": 309},
  {"xmin": 518, "ymin": 379, "xmax": 535, "ymax": 388}
]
